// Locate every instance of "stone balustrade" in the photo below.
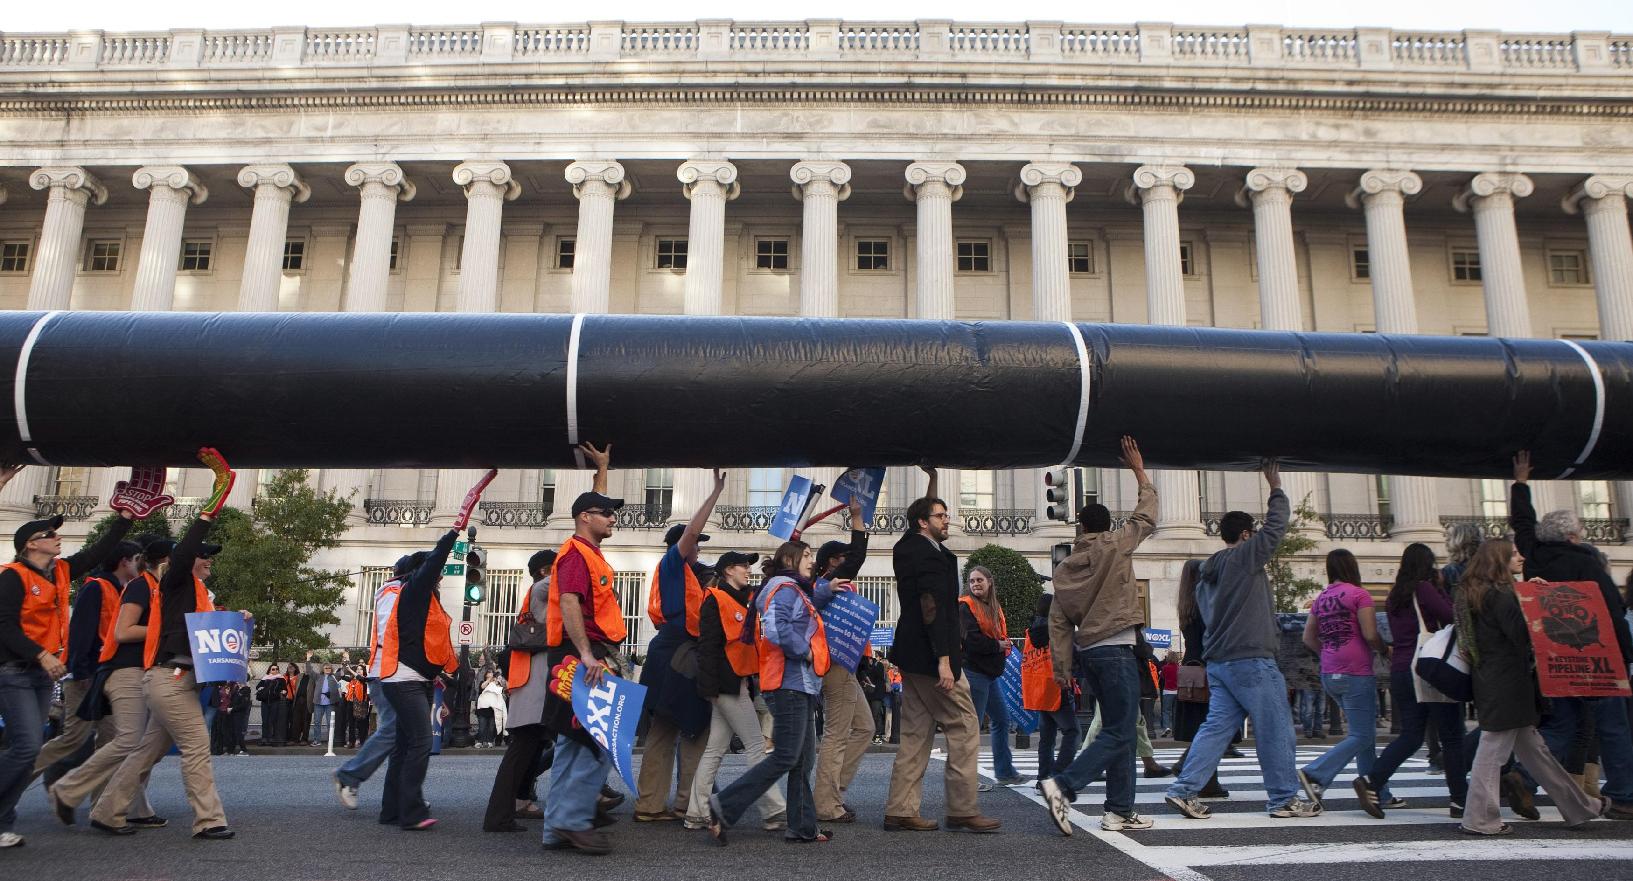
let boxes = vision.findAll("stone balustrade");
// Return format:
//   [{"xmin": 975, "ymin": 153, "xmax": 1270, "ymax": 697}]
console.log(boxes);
[{"xmin": 0, "ymin": 21, "xmax": 1627, "ymax": 75}]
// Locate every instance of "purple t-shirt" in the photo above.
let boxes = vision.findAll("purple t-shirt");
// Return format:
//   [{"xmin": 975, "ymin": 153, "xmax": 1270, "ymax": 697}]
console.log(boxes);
[{"xmin": 1311, "ymin": 582, "xmax": 1375, "ymax": 676}]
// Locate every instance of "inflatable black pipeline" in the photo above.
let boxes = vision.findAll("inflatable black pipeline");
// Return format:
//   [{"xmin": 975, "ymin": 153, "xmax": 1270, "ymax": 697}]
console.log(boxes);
[{"xmin": 0, "ymin": 310, "xmax": 1627, "ymax": 479}]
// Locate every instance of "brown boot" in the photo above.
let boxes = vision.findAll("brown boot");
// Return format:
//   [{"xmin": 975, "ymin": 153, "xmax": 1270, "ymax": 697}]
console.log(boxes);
[
  {"xmin": 882, "ymin": 815, "xmax": 938, "ymax": 832},
  {"xmin": 549, "ymin": 827, "xmax": 612, "ymax": 855},
  {"xmin": 945, "ymin": 814, "xmax": 1002, "ymax": 833},
  {"xmin": 1582, "ymin": 763, "xmax": 1603, "ymax": 798}
]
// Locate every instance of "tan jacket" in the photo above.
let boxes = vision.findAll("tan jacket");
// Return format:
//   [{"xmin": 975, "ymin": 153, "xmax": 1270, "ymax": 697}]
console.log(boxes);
[{"xmin": 1049, "ymin": 482, "xmax": 1158, "ymax": 683}]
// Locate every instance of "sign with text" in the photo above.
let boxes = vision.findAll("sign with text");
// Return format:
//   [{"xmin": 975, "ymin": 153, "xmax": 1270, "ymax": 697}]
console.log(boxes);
[
  {"xmin": 1142, "ymin": 628, "xmax": 1173, "ymax": 651},
  {"xmin": 769, "ymin": 475, "xmax": 815, "ymax": 540},
  {"xmin": 999, "ymin": 649, "xmax": 1040, "ymax": 735},
  {"xmin": 1515, "ymin": 581, "xmax": 1632, "ymax": 698},
  {"xmin": 184, "ymin": 611, "xmax": 252, "ymax": 683},
  {"xmin": 820, "ymin": 590, "xmax": 880, "ymax": 671},
  {"xmin": 870, "ymin": 626, "xmax": 895, "ymax": 647},
  {"xmin": 831, "ymin": 467, "xmax": 887, "ymax": 523},
  {"xmin": 571, "ymin": 664, "xmax": 648, "ymax": 792}
]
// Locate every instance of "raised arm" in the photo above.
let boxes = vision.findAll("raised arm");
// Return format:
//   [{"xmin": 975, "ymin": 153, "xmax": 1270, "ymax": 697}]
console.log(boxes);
[
  {"xmin": 1509, "ymin": 452, "xmax": 1537, "ymax": 557},
  {"xmin": 579, "ymin": 442, "xmax": 612, "ymax": 495},
  {"xmin": 677, "ymin": 469, "xmax": 726, "ymax": 564}
]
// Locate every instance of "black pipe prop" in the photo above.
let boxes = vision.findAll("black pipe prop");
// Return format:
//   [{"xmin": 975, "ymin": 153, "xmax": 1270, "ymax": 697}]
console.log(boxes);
[{"xmin": 0, "ymin": 310, "xmax": 1624, "ymax": 479}]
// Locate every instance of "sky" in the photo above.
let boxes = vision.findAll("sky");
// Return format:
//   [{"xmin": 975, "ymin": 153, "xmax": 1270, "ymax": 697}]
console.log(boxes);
[{"xmin": 6, "ymin": 0, "xmax": 1631, "ymax": 33}]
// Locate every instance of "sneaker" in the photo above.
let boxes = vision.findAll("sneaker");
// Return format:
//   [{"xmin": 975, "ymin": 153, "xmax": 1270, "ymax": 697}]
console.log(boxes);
[
  {"xmin": 1449, "ymin": 802, "xmax": 1465, "ymax": 819},
  {"xmin": 1382, "ymin": 797, "xmax": 1408, "ymax": 810},
  {"xmin": 996, "ymin": 773, "xmax": 1028, "ymax": 787},
  {"xmin": 1039, "ymin": 778, "xmax": 1074, "ymax": 837},
  {"xmin": 1427, "ymin": 761, "xmax": 1444, "ymax": 775},
  {"xmin": 1352, "ymin": 778, "xmax": 1385, "ymax": 819},
  {"xmin": 1164, "ymin": 795, "xmax": 1211, "ymax": 819},
  {"xmin": 0, "ymin": 832, "xmax": 22, "ymax": 848},
  {"xmin": 126, "ymin": 815, "xmax": 168, "ymax": 829},
  {"xmin": 334, "ymin": 775, "xmax": 359, "ymax": 810},
  {"xmin": 1101, "ymin": 811, "xmax": 1154, "ymax": 831},
  {"xmin": 1459, "ymin": 823, "xmax": 1512, "ymax": 836},
  {"xmin": 977, "ymin": 782, "xmax": 993, "ymax": 793},
  {"xmin": 683, "ymin": 817, "xmax": 710, "ymax": 831},
  {"xmin": 1269, "ymin": 798, "xmax": 1323, "ymax": 819},
  {"xmin": 1199, "ymin": 789, "xmax": 1231, "ymax": 802},
  {"xmin": 1297, "ymin": 770, "xmax": 1325, "ymax": 810}
]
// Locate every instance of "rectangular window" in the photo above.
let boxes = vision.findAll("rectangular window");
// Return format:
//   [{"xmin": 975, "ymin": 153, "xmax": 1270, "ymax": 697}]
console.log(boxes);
[
  {"xmin": 956, "ymin": 240, "xmax": 991, "ymax": 273},
  {"xmin": 1477, "ymin": 478, "xmax": 1508, "ymax": 518},
  {"xmin": 755, "ymin": 238, "xmax": 790, "ymax": 271},
  {"xmin": 281, "ymin": 239, "xmax": 305, "ymax": 271},
  {"xmin": 1451, "ymin": 249, "xmax": 1482, "ymax": 282},
  {"xmin": 388, "ymin": 238, "xmax": 401, "ymax": 271},
  {"xmin": 747, "ymin": 468, "xmax": 785, "ymax": 508},
  {"xmin": 179, "ymin": 240, "xmax": 212, "ymax": 272},
  {"xmin": 0, "ymin": 241, "xmax": 30, "ymax": 274},
  {"xmin": 51, "ymin": 466, "xmax": 89, "ymax": 497},
  {"xmin": 1067, "ymin": 241, "xmax": 1094, "ymax": 275},
  {"xmin": 644, "ymin": 468, "xmax": 674, "ymax": 514},
  {"xmin": 557, "ymin": 238, "xmax": 575, "ymax": 270},
  {"xmin": 1375, "ymin": 475, "xmax": 1391, "ymax": 522},
  {"xmin": 1179, "ymin": 242, "xmax": 1196, "ymax": 277},
  {"xmin": 856, "ymin": 239, "xmax": 890, "ymax": 271},
  {"xmin": 1579, "ymin": 480, "xmax": 1613, "ymax": 520},
  {"xmin": 1351, "ymin": 246, "xmax": 1370, "ymax": 281},
  {"xmin": 656, "ymin": 239, "xmax": 688, "ymax": 270},
  {"xmin": 539, "ymin": 469, "xmax": 556, "ymax": 516},
  {"xmin": 1549, "ymin": 250, "xmax": 1588, "ymax": 286},
  {"xmin": 958, "ymin": 470, "xmax": 995, "ymax": 511},
  {"xmin": 85, "ymin": 240, "xmax": 122, "ymax": 272}
]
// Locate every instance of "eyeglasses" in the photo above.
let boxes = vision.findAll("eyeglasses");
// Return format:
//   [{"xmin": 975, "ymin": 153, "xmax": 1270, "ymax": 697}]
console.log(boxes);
[
  {"xmin": 584, "ymin": 509, "xmax": 615, "ymax": 518},
  {"xmin": 28, "ymin": 530, "xmax": 58, "ymax": 542}
]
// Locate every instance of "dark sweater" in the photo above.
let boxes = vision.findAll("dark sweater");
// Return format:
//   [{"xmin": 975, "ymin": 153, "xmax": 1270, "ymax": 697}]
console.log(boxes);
[
  {"xmin": 66, "ymin": 572, "xmax": 121, "ymax": 679},
  {"xmin": 392, "ymin": 530, "xmax": 459, "ymax": 680},
  {"xmin": 0, "ymin": 516, "xmax": 133, "ymax": 665},
  {"xmin": 959, "ymin": 601, "xmax": 1007, "ymax": 679},
  {"xmin": 695, "ymin": 581, "xmax": 755, "ymax": 700},
  {"xmin": 1385, "ymin": 581, "xmax": 1455, "ymax": 674},
  {"xmin": 156, "ymin": 518, "xmax": 217, "ymax": 663}
]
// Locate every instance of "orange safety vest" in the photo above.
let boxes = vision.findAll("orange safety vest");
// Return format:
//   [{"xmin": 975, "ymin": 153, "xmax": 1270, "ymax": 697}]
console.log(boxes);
[
  {"xmin": 84, "ymin": 575, "xmax": 121, "ymax": 664},
  {"xmin": 345, "ymin": 678, "xmax": 367, "ymax": 702},
  {"xmin": 958, "ymin": 595, "xmax": 1010, "ymax": 655},
  {"xmin": 3, "ymin": 559, "xmax": 71, "ymax": 660},
  {"xmin": 888, "ymin": 668, "xmax": 902, "ymax": 688},
  {"xmin": 141, "ymin": 571, "xmax": 212, "ymax": 669},
  {"xmin": 378, "ymin": 580, "xmax": 459, "ymax": 679},
  {"xmin": 507, "ymin": 593, "xmax": 542, "ymax": 692},
  {"xmin": 1020, "ymin": 633, "xmax": 1062, "ymax": 712},
  {"xmin": 757, "ymin": 579, "xmax": 831, "ymax": 691},
  {"xmin": 547, "ymin": 536, "xmax": 627, "ymax": 648},
  {"xmin": 708, "ymin": 586, "xmax": 759, "ymax": 677},
  {"xmin": 647, "ymin": 560, "xmax": 704, "ymax": 638},
  {"xmin": 365, "ymin": 579, "xmax": 404, "ymax": 675}
]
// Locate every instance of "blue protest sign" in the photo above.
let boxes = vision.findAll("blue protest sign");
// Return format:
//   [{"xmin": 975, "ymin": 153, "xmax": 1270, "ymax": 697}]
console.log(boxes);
[
  {"xmin": 184, "ymin": 611, "xmax": 252, "ymax": 683},
  {"xmin": 769, "ymin": 475, "xmax": 814, "ymax": 540},
  {"xmin": 870, "ymin": 626, "xmax": 895, "ymax": 647},
  {"xmin": 999, "ymin": 650, "xmax": 1039, "ymax": 734},
  {"xmin": 1142, "ymin": 628, "xmax": 1173, "ymax": 651},
  {"xmin": 831, "ymin": 467, "xmax": 886, "ymax": 523},
  {"xmin": 571, "ymin": 664, "xmax": 648, "ymax": 792},
  {"xmin": 819, "ymin": 590, "xmax": 879, "ymax": 671}
]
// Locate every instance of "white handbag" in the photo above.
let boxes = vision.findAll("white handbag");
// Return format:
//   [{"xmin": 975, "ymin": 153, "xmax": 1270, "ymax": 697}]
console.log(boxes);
[{"xmin": 1412, "ymin": 592, "xmax": 1472, "ymax": 703}]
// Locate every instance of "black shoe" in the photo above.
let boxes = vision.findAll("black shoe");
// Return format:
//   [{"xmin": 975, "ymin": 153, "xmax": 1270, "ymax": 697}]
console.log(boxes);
[
  {"xmin": 598, "ymin": 786, "xmax": 625, "ymax": 810},
  {"xmin": 46, "ymin": 786, "xmax": 74, "ymax": 826},
  {"xmin": 193, "ymin": 826, "xmax": 235, "ymax": 840},
  {"xmin": 126, "ymin": 815, "xmax": 168, "ymax": 829},
  {"xmin": 90, "ymin": 820, "xmax": 136, "ymax": 836}
]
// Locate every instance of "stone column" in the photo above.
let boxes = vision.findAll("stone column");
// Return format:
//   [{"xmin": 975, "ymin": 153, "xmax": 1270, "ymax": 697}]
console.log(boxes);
[
  {"xmin": 1565, "ymin": 175, "xmax": 1633, "ymax": 535},
  {"xmin": 565, "ymin": 161, "xmax": 632, "ymax": 315},
  {"xmin": 677, "ymin": 161, "xmax": 740, "ymax": 317},
  {"xmin": 1016, "ymin": 162, "xmax": 1082, "ymax": 322},
  {"xmin": 1348, "ymin": 169, "xmax": 1440, "ymax": 541},
  {"xmin": 1455, "ymin": 173, "xmax": 1536, "ymax": 338},
  {"xmin": 1127, "ymin": 165, "xmax": 1202, "ymax": 537},
  {"xmin": 342, "ymin": 162, "xmax": 415, "ymax": 314},
  {"xmin": 791, "ymin": 161, "xmax": 851, "ymax": 318},
  {"xmin": 26, "ymin": 167, "xmax": 106, "ymax": 311},
  {"xmin": 904, "ymin": 162, "xmax": 965, "ymax": 320},
  {"xmin": 236, "ymin": 164, "xmax": 310, "ymax": 312},
  {"xmin": 130, "ymin": 166, "xmax": 207, "ymax": 312},
  {"xmin": 453, "ymin": 161, "xmax": 521, "ymax": 315}
]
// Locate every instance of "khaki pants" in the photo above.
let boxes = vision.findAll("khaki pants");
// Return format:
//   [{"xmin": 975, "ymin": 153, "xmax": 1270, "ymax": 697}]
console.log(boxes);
[
  {"xmin": 32, "ymin": 679, "xmax": 96, "ymax": 776},
  {"xmin": 91, "ymin": 667, "xmax": 226, "ymax": 833},
  {"xmin": 634, "ymin": 714, "xmax": 708, "ymax": 815},
  {"xmin": 1086, "ymin": 704, "xmax": 1157, "ymax": 759},
  {"xmin": 1464, "ymin": 725, "xmax": 1599, "ymax": 833},
  {"xmin": 53, "ymin": 668, "xmax": 155, "ymax": 815},
  {"xmin": 885, "ymin": 672, "xmax": 980, "ymax": 819},
  {"xmin": 813, "ymin": 667, "xmax": 875, "ymax": 818}
]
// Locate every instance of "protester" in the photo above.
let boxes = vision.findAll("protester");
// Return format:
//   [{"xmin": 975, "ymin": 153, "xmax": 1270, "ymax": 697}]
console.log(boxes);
[
  {"xmin": 258, "ymin": 664, "xmax": 290, "ymax": 746},
  {"xmin": 634, "ymin": 470, "xmax": 724, "ymax": 822},
  {"xmin": 1296, "ymin": 549, "xmax": 1391, "ymax": 810},
  {"xmin": 476, "ymin": 672, "xmax": 506, "ymax": 748},
  {"xmin": 1159, "ymin": 652, "xmax": 1179, "ymax": 737},
  {"xmin": 882, "ymin": 468, "xmax": 1000, "ymax": 834},
  {"xmin": 305, "ymin": 653, "xmax": 340, "ymax": 747},
  {"xmin": 1023, "ymin": 594, "xmax": 1080, "ymax": 782},
  {"xmin": 960, "ymin": 564, "xmax": 1024, "ymax": 790},
  {"xmin": 283, "ymin": 662, "xmax": 304, "ymax": 745},
  {"xmin": 811, "ymin": 497, "xmax": 878, "ymax": 823},
  {"xmin": 227, "ymin": 677, "xmax": 251, "ymax": 755},
  {"xmin": 1355, "ymin": 542, "xmax": 1467, "ymax": 818},
  {"xmin": 859, "ymin": 652, "xmax": 887, "ymax": 745},
  {"xmin": 1164, "ymin": 460, "xmax": 1321, "ymax": 820},
  {"xmin": 1169, "ymin": 560, "xmax": 1228, "ymax": 800},
  {"xmin": 1039, "ymin": 436, "xmax": 1158, "ymax": 835},
  {"xmin": 1457, "ymin": 538, "xmax": 1607, "ymax": 834}
]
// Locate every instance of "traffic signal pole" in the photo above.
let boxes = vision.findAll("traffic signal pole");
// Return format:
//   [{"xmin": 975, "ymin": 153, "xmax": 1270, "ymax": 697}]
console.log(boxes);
[{"xmin": 449, "ymin": 526, "xmax": 478, "ymax": 748}]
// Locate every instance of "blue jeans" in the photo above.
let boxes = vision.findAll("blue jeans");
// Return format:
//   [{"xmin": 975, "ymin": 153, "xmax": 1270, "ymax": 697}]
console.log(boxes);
[
  {"xmin": 1037, "ymin": 689, "xmax": 1081, "ymax": 779},
  {"xmin": 337, "ymin": 681, "xmax": 396, "ymax": 788},
  {"xmin": 1168, "ymin": 657, "xmax": 1301, "ymax": 810},
  {"xmin": 1161, "ymin": 692, "xmax": 1177, "ymax": 733},
  {"xmin": 1302, "ymin": 673, "xmax": 1385, "ymax": 795},
  {"xmin": 1051, "ymin": 645, "xmax": 1139, "ymax": 815},
  {"xmin": 1298, "ymin": 687, "xmax": 1325, "ymax": 737},
  {"xmin": 1541, "ymin": 696, "xmax": 1633, "ymax": 804},
  {"xmin": 379, "ymin": 680, "xmax": 432, "ymax": 827},
  {"xmin": 1369, "ymin": 669, "xmax": 1466, "ymax": 802},
  {"xmin": 965, "ymin": 670, "xmax": 1019, "ymax": 779},
  {"xmin": 718, "ymin": 689, "xmax": 819, "ymax": 839},
  {"xmin": 310, "ymin": 704, "xmax": 334, "ymax": 744},
  {"xmin": 0, "ymin": 666, "xmax": 53, "ymax": 833},
  {"xmin": 541, "ymin": 735, "xmax": 612, "ymax": 843}
]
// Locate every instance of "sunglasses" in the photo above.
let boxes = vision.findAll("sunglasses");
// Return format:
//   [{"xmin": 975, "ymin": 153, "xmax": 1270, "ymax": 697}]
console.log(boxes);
[
  {"xmin": 29, "ymin": 530, "xmax": 58, "ymax": 542},
  {"xmin": 584, "ymin": 509, "xmax": 615, "ymax": 518}
]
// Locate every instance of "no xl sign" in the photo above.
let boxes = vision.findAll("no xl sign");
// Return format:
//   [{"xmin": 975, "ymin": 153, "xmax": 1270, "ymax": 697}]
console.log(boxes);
[
  {"xmin": 570, "ymin": 664, "xmax": 648, "ymax": 791},
  {"xmin": 185, "ymin": 610, "xmax": 253, "ymax": 682}
]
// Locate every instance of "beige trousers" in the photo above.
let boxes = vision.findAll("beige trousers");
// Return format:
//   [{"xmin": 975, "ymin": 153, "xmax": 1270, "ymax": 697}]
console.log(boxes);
[
  {"xmin": 885, "ymin": 672, "xmax": 981, "ymax": 819},
  {"xmin": 52, "ymin": 667, "xmax": 155, "ymax": 815},
  {"xmin": 91, "ymin": 667, "xmax": 226, "ymax": 833},
  {"xmin": 813, "ymin": 667, "xmax": 875, "ymax": 817},
  {"xmin": 32, "ymin": 679, "xmax": 96, "ymax": 775},
  {"xmin": 634, "ymin": 713, "xmax": 708, "ymax": 815},
  {"xmin": 1464, "ymin": 725, "xmax": 1599, "ymax": 833}
]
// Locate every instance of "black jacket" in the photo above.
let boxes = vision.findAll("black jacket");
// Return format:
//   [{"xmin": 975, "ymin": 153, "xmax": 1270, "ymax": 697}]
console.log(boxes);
[
  {"xmin": 393, "ymin": 530, "xmax": 459, "ymax": 680},
  {"xmin": 695, "ymin": 582, "xmax": 756, "ymax": 701},
  {"xmin": 888, "ymin": 532, "xmax": 963, "ymax": 679},
  {"xmin": 857, "ymin": 655, "xmax": 886, "ymax": 699},
  {"xmin": 1510, "ymin": 483, "xmax": 1633, "ymax": 665},
  {"xmin": 156, "ymin": 517, "xmax": 216, "ymax": 663},
  {"xmin": 1470, "ymin": 587, "xmax": 1543, "ymax": 732},
  {"xmin": 959, "ymin": 601, "xmax": 1007, "ymax": 679}
]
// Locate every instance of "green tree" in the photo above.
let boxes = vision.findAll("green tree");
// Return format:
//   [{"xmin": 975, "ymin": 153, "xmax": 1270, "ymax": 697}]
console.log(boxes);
[
  {"xmin": 1269, "ymin": 496, "xmax": 1325, "ymax": 613},
  {"xmin": 961, "ymin": 544, "xmax": 1044, "ymax": 637},
  {"xmin": 208, "ymin": 469, "xmax": 353, "ymax": 659}
]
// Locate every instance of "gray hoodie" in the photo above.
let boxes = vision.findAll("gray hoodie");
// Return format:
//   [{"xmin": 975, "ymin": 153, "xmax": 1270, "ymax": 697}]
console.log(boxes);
[{"xmin": 1197, "ymin": 488, "xmax": 1289, "ymax": 663}]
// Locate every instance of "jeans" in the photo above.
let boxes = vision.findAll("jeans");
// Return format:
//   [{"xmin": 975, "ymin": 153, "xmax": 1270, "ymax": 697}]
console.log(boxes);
[
  {"xmin": 1167, "ymin": 657, "xmax": 1301, "ymax": 810},
  {"xmin": 541, "ymin": 735, "xmax": 612, "ymax": 843},
  {"xmin": 1368, "ymin": 669, "xmax": 1466, "ymax": 802},
  {"xmin": 1037, "ymin": 689, "xmax": 1082, "ymax": 779},
  {"xmin": 965, "ymin": 669, "xmax": 1019, "ymax": 779},
  {"xmin": 1298, "ymin": 687, "xmax": 1326, "ymax": 737},
  {"xmin": 378, "ymin": 681, "xmax": 432, "ymax": 827},
  {"xmin": 310, "ymin": 704, "xmax": 334, "ymax": 744},
  {"xmin": 717, "ymin": 689, "xmax": 818, "ymax": 839},
  {"xmin": 1540, "ymin": 696, "xmax": 1633, "ymax": 804},
  {"xmin": 0, "ymin": 666, "xmax": 53, "ymax": 833},
  {"xmin": 337, "ymin": 681, "xmax": 397, "ymax": 788},
  {"xmin": 1302, "ymin": 673, "xmax": 1385, "ymax": 795},
  {"xmin": 1051, "ymin": 645, "xmax": 1139, "ymax": 815},
  {"xmin": 686, "ymin": 682, "xmax": 786, "ymax": 825},
  {"xmin": 1161, "ymin": 692, "xmax": 1177, "ymax": 733}
]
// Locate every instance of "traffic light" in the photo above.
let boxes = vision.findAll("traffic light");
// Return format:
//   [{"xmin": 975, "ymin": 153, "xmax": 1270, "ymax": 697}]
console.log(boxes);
[
  {"xmin": 1044, "ymin": 468, "xmax": 1073, "ymax": 522},
  {"xmin": 464, "ymin": 544, "xmax": 487, "ymax": 604}
]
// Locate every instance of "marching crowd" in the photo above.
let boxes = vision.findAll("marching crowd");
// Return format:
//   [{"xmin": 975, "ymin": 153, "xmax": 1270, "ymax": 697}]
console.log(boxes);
[{"xmin": 2, "ymin": 439, "xmax": 1632, "ymax": 853}]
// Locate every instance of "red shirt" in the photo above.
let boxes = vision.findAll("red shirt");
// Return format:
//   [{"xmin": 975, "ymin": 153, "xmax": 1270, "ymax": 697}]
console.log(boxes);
[
  {"xmin": 1160, "ymin": 661, "xmax": 1178, "ymax": 692},
  {"xmin": 556, "ymin": 540, "xmax": 614, "ymax": 644}
]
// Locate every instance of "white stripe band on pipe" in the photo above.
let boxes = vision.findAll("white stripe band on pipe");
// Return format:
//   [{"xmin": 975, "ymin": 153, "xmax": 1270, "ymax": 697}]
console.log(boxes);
[
  {"xmin": 1556, "ymin": 339, "xmax": 1605, "ymax": 480},
  {"xmin": 1059, "ymin": 321, "xmax": 1092, "ymax": 467},
  {"xmin": 566, "ymin": 313, "xmax": 587, "ymax": 470},
  {"xmin": 14, "ymin": 311, "xmax": 62, "ymax": 466}
]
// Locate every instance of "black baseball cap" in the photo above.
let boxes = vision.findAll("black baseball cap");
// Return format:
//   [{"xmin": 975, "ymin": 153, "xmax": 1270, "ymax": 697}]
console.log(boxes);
[
  {"xmin": 138, "ymin": 535, "xmax": 177, "ymax": 562},
  {"xmin": 13, "ymin": 515, "xmax": 64, "ymax": 554},
  {"xmin": 571, "ymin": 492, "xmax": 625, "ymax": 518},
  {"xmin": 197, "ymin": 543, "xmax": 223, "ymax": 559},
  {"xmin": 664, "ymin": 524, "xmax": 710, "ymax": 546},
  {"xmin": 713, "ymin": 551, "xmax": 759, "ymax": 571}
]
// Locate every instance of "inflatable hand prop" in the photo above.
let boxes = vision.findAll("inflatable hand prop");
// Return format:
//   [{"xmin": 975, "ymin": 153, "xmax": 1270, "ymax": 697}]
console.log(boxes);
[
  {"xmin": 197, "ymin": 447, "xmax": 236, "ymax": 518},
  {"xmin": 109, "ymin": 466, "xmax": 174, "ymax": 518},
  {"xmin": 451, "ymin": 468, "xmax": 498, "ymax": 532}
]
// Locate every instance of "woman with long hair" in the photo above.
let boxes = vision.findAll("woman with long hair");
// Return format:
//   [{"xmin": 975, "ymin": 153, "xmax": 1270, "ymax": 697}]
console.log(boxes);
[
  {"xmin": 1169, "ymin": 559, "xmax": 1227, "ymax": 799},
  {"xmin": 257, "ymin": 663, "xmax": 288, "ymax": 747},
  {"xmin": 1353, "ymin": 543, "xmax": 1467, "ymax": 818},
  {"xmin": 1442, "ymin": 522, "xmax": 1484, "ymax": 589},
  {"xmin": 1296, "ymin": 549, "xmax": 1390, "ymax": 809},
  {"xmin": 960, "ymin": 565, "xmax": 1024, "ymax": 788},
  {"xmin": 1458, "ymin": 539, "xmax": 1604, "ymax": 834}
]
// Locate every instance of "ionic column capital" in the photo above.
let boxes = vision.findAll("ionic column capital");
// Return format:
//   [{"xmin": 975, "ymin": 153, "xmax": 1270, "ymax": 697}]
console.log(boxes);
[
  {"xmin": 904, "ymin": 161, "xmax": 965, "ymax": 203},
  {"xmin": 565, "ymin": 160, "xmax": 633, "ymax": 201},
  {"xmin": 30, "ymin": 166, "xmax": 108, "ymax": 205},
  {"xmin": 236, "ymin": 164, "xmax": 310, "ymax": 203},
  {"xmin": 678, "ymin": 160, "xmax": 740, "ymax": 201},
  {"xmin": 1014, "ymin": 162, "xmax": 1081, "ymax": 204},
  {"xmin": 133, "ymin": 165, "xmax": 207, "ymax": 205},
  {"xmin": 1125, "ymin": 164, "xmax": 1194, "ymax": 205},
  {"xmin": 1347, "ymin": 169, "xmax": 1422, "ymax": 209},
  {"xmin": 1237, "ymin": 166, "xmax": 1308, "ymax": 207},
  {"xmin": 1563, "ymin": 175, "xmax": 1633, "ymax": 214},
  {"xmin": 344, "ymin": 162, "xmax": 416, "ymax": 202},
  {"xmin": 452, "ymin": 161, "xmax": 522, "ymax": 201},
  {"xmin": 1454, "ymin": 172, "xmax": 1534, "ymax": 213},
  {"xmin": 790, "ymin": 160, "xmax": 853, "ymax": 201}
]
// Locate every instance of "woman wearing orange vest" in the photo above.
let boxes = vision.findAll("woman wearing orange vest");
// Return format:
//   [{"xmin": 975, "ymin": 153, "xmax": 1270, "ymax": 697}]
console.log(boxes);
[
  {"xmin": 1023, "ymin": 594, "xmax": 1081, "ymax": 782},
  {"xmin": 706, "ymin": 541, "xmax": 832, "ymax": 846},
  {"xmin": 684, "ymin": 551, "xmax": 786, "ymax": 832},
  {"xmin": 483, "ymin": 547, "xmax": 558, "ymax": 833},
  {"xmin": 960, "ymin": 565, "xmax": 1025, "ymax": 788}
]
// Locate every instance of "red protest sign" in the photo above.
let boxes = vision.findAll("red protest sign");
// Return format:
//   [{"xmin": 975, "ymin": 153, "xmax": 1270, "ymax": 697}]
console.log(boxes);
[{"xmin": 1514, "ymin": 581, "xmax": 1631, "ymax": 698}]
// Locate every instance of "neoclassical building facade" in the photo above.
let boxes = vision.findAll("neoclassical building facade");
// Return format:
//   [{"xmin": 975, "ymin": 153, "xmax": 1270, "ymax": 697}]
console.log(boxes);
[{"xmin": 0, "ymin": 20, "xmax": 1630, "ymax": 650}]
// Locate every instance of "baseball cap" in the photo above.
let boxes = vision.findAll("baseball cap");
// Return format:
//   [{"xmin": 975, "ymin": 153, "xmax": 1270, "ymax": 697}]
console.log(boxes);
[
  {"xmin": 664, "ymin": 524, "xmax": 710, "ymax": 546},
  {"xmin": 713, "ymin": 551, "xmax": 760, "ymax": 571},
  {"xmin": 571, "ymin": 492, "xmax": 625, "ymax": 518},
  {"xmin": 13, "ymin": 515, "xmax": 64, "ymax": 554}
]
